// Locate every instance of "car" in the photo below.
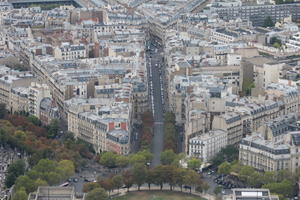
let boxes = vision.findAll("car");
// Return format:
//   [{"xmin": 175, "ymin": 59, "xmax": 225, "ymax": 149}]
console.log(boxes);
[{"xmin": 73, "ymin": 178, "xmax": 78, "ymax": 182}]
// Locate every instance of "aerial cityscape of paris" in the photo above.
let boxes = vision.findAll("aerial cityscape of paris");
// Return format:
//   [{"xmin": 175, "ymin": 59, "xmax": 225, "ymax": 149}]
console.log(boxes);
[{"xmin": 0, "ymin": 0, "xmax": 299, "ymax": 199}]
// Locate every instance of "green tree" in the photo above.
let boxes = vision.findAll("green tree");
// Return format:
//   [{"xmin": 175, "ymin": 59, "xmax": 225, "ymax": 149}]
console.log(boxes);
[
  {"xmin": 0, "ymin": 103, "xmax": 6, "ymax": 119},
  {"xmin": 214, "ymin": 186, "xmax": 222, "ymax": 195},
  {"xmin": 27, "ymin": 115, "xmax": 41, "ymax": 126},
  {"xmin": 239, "ymin": 165, "xmax": 255, "ymax": 183},
  {"xmin": 145, "ymin": 169, "xmax": 155, "ymax": 190},
  {"xmin": 183, "ymin": 169, "xmax": 201, "ymax": 193},
  {"xmin": 132, "ymin": 163, "xmax": 147, "ymax": 190},
  {"xmin": 47, "ymin": 120, "xmax": 59, "ymax": 139},
  {"xmin": 44, "ymin": 172, "xmax": 61, "ymax": 185},
  {"xmin": 33, "ymin": 159, "xmax": 57, "ymax": 173},
  {"xmin": 34, "ymin": 178, "xmax": 48, "ymax": 190},
  {"xmin": 99, "ymin": 152, "xmax": 117, "ymax": 168},
  {"xmin": 56, "ymin": 160, "xmax": 75, "ymax": 179},
  {"xmin": 83, "ymin": 182, "xmax": 100, "ymax": 193},
  {"xmin": 263, "ymin": 16, "xmax": 275, "ymax": 27},
  {"xmin": 160, "ymin": 149, "xmax": 177, "ymax": 165},
  {"xmin": 187, "ymin": 158, "xmax": 201, "ymax": 171},
  {"xmin": 263, "ymin": 180, "xmax": 293, "ymax": 197},
  {"xmin": 212, "ymin": 145, "xmax": 239, "ymax": 166},
  {"xmin": 15, "ymin": 175, "xmax": 35, "ymax": 193},
  {"xmin": 5, "ymin": 159, "xmax": 26, "ymax": 188},
  {"xmin": 112, "ymin": 175, "xmax": 123, "ymax": 192},
  {"xmin": 130, "ymin": 153, "xmax": 146, "ymax": 165},
  {"xmin": 85, "ymin": 188, "xmax": 108, "ymax": 200},
  {"xmin": 174, "ymin": 168, "xmax": 186, "ymax": 191},
  {"xmin": 152, "ymin": 165, "xmax": 166, "ymax": 190},
  {"xmin": 13, "ymin": 187, "xmax": 27, "ymax": 200},
  {"xmin": 116, "ymin": 156, "xmax": 129, "ymax": 168},
  {"xmin": 218, "ymin": 161, "xmax": 231, "ymax": 175}
]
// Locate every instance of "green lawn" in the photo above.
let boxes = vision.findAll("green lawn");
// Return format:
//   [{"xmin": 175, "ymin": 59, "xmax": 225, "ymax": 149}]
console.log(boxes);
[{"xmin": 113, "ymin": 191, "xmax": 206, "ymax": 200}]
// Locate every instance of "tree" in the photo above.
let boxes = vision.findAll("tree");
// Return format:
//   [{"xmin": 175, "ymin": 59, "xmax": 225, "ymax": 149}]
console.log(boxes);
[
  {"xmin": 98, "ymin": 178, "xmax": 113, "ymax": 195},
  {"xmin": 187, "ymin": 158, "xmax": 201, "ymax": 171},
  {"xmin": 15, "ymin": 175, "xmax": 35, "ymax": 193},
  {"xmin": 218, "ymin": 161, "xmax": 231, "ymax": 175},
  {"xmin": 99, "ymin": 152, "xmax": 117, "ymax": 168},
  {"xmin": 116, "ymin": 156, "xmax": 129, "ymax": 168},
  {"xmin": 47, "ymin": 120, "xmax": 59, "ymax": 139},
  {"xmin": 5, "ymin": 159, "xmax": 26, "ymax": 188},
  {"xmin": 239, "ymin": 165, "xmax": 255, "ymax": 183},
  {"xmin": 145, "ymin": 169, "xmax": 155, "ymax": 190},
  {"xmin": 160, "ymin": 149, "xmax": 177, "ymax": 165},
  {"xmin": 85, "ymin": 188, "xmax": 108, "ymax": 200},
  {"xmin": 263, "ymin": 180, "xmax": 294, "ymax": 197},
  {"xmin": 83, "ymin": 182, "xmax": 100, "ymax": 193},
  {"xmin": 152, "ymin": 165, "xmax": 166, "ymax": 190},
  {"xmin": 263, "ymin": 16, "xmax": 275, "ymax": 27},
  {"xmin": 174, "ymin": 168, "xmax": 186, "ymax": 191},
  {"xmin": 44, "ymin": 172, "xmax": 61, "ymax": 185},
  {"xmin": 212, "ymin": 145, "xmax": 239, "ymax": 166},
  {"xmin": 112, "ymin": 175, "xmax": 123, "ymax": 192},
  {"xmin": 214, "ymin": 186, "xmax": 222, "ymax": 195},
  {"xmin": 183, "ymin": 169, "xmax": 201, "ymax": 193},
  {"xmin": 13, "ymin": 187, "xmax": 27, "ymax": 200},
  {"xmin": 27, "ymin": 115, "xmax": 41, "ymax": 126},
  {"xmin": 0, "ymin": 103, "xmax": 6, "ymax": 119},
  {"xmin": 132, "ymin": 163, "xmax": 147, "ymax": 190},
  {"xmin": 57, "ymin": 160, "xmax": 75, "ymax": 179},
  {"xmin": 122, "ymin": 170, "xmax": 134, "ymax": 192},
  {"xmin": 34, "ymin": 179, "xmax": 48, "ymax": 191},
  {"xmin": 33, "ymin": 159, "xmax": 57, "ymax": 174}
]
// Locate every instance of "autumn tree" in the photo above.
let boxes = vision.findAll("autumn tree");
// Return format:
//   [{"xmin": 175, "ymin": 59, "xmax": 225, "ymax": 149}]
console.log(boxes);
[{"xmin": 122, "ymin": 170, "xmax": 134, "ymax": 192}]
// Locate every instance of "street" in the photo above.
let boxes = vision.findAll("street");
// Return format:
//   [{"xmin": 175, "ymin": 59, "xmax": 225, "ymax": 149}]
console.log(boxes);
[{"xmin": 146, "ymin": 36, "xmax": 165, "ymax": 167}]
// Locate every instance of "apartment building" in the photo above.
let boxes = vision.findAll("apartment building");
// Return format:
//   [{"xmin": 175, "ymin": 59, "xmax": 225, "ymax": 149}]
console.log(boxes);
[
  {"xmin": 265, "ymin": 83, "xmax": 300, "ymax": 115},
  {"xmin": 54, "ymin": 43, "xmax": 87, "ymax": 60},
  {"xmin": 0, "ymin": 73, "xmax": 35, "ymax": 109},
  {"xmin": 212, "ymin": 112, "xmax": 244, "ymax": 145},
  {"xmin": 9, "ymin": 87, "xmax": 29, "ymax": 114},
  {"xmin": 66, "ymin": 98, "xmax": 132, "ymax": 154},
  {"xmin": 28, "ymin": 82, "xmax": 51, "ymax": 117},
  {"xmin": 239, "ymin": 134, "xmax": 291, "ymax": 171},
  {"xmin": 189, "ymin": 129, "xmax": 227, "ymax": 163},
  {"xmin": 239, "ymin": 113, "xmax": 300, "ymax": 172},
  {"xmin": 214, "ymin": 3, "xmax": 300, "ymax": 26}
]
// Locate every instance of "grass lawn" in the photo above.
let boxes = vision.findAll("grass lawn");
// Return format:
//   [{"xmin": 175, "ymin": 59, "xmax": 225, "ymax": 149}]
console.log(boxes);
[{"xmin": 112, "ymin": 191, "xmax": 206, "ymax": 200}]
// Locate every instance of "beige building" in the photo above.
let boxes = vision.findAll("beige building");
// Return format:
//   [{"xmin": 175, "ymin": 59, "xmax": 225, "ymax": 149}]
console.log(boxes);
[
  {"xmin": 9, "ymin": 87, "xmax": 29, "ymax": 114},
  {"xmin": 189, "ymin": 129, "xmax": 228, "ymax": 163},
  {"xmin": 66, "ymin": 98, "xmax": 132, "ymax": 154},
  {"xmin": 265, "ymin": 83, "xmax": 300, "ymax": 115},
  {"xmin": 54, "ymin": 43, "xmax": 87, "ymax": 61},
  {"xmin": 239, "ymin": 131, "xmax": 300, "ymax": 173},
  {"xmin": 28, "ymin": 82, "xmax": 51, "ymax": 117},
  {"xmin": 0, "ymin": 74, "xmax": 35, "ymax": 110},
  {"xmin": 212, "ymin": 112, "xmax": 244, "ymax": 145}
]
